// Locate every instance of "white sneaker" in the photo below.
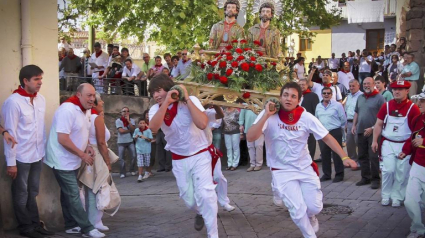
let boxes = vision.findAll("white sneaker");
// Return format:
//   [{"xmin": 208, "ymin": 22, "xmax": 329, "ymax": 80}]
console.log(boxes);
[
  {"xmin": 131, "ymin": 172, "xmax": 137, "ymax": 176},
  {"xmin": 137, "ymin": 175, "xmax": 143, "ymax": 183},
  {"xmin": 381, "ymin": 198, "xmax": 390, "ymax": 206},
  {"xmin": 65, "ymin": 226, "xmax": 81, "ymax": 234},
  {"xmin": 82, "ymin": 229, "xmax": 105, "ymax": 238},
  {"xmin": 406, "ymin": 231, "xmax": 421, "ymax": 238},
  {"xmin": 309, "ymin": 215, "xmax": 319, "ymax": 233},
  {"xmin": 392, "ymin": 200, "xmax": 401, "ymax": 207},
  {"xmin": 223, "ymin": 204, "xmax": 235, "ymax": 212},
  {"xmin": 120, "ymin": 174, "xmax": 125, "ymax": 179},
  {"xmin": 143, "ymin": 173, "xmax": 150, "ymax": 179},
  {"xmin": 273, "ymin": 195, "xmax": 283, "ymax": 207},
  {"xmin": 94, "ymin": 225, "xmax": 109, "ymax": 232}
]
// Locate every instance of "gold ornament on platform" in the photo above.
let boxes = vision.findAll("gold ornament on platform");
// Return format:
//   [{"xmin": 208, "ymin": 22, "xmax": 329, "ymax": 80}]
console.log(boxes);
[{"xmin": 223, "ymin": 94, "xmax": 238, "ymax": 103}]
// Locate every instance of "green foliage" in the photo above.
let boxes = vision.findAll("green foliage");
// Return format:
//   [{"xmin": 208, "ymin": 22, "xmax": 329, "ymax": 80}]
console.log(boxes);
[{"xmin": 59, "ymin": 0, "xmax": 341, "ymax": 51}]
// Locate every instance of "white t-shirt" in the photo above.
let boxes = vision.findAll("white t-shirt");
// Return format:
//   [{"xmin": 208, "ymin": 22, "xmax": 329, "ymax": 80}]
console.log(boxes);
[
  {"xmin": 328, "ymin": 58, "xmax": 339, "ymax": 70},
  {"xmin": 359, "ymin": 56, "xmax": 373, "ymax": 73},
  {"xmin": 293, "ymin": 63, "xmax": 305, "ymax": 79},
  {"xmin": 253, "ymin": 109, "xmax": 329, "ymax": 170},
  {"xmin": 149, "ymin": 96, "xmax": 209, "ymax": 156},
  {"xmin": 337, "ymin": 71, "xmax": 355, "ymax": 89},
  {"xmin": 89, "ymin": 114, "xmax": 111, "ymax": 145},
  {"xmin": 311, "ymin": 82, "xmax": 342, "ymax": 101},
  {"xmin": 89, "ymin": 51, "xmax": 109, "ymax": 74},
  {"xmin": 45, "ymin": 103, "xmax": 91, "ymax": 170},
  {"xmin": 122, "ymin": 64, "xmax": 141, "ymax": 77},
  {"xmin": 204, "ymin": 108, "xmax": 222, "ymax": 144}
]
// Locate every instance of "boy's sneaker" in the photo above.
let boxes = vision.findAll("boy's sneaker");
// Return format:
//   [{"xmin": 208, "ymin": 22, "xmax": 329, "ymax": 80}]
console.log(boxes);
[
  {"xmin": 406, "ymin": 231, "xmax": 422, "ymax": 238},
  {"xmin": 194, "ymin": 214, "xmax": 204, "ymax": 231},
  {"xmin": 65, "ymin": 226, "xmax": 81, "ymax": 234},
  {"xmin": 309, "ymin": 215, "xmax": 319, "ymax": 233},
  {"xmin": 120, "ymin": 174, "xmax": 125, "ymax": 179},
  {"xmin": 381, "ymin": 198, "xmax": 390, "ymax": 206},
  {"xmin": 137, "ymin": 175, "xmax": 143, "ymax": 183},
  {"xmin": 392, "ymin": 200, "xmax": 401, "ymax": 207},
  {"xmin": 94, "ymin": 224, "xmax": 109, "ymax": 232},
  {"xmin": 143, "ymin": 173, "xmax": 150, "ymax": 179},
  {"xmin": 273, "ymin": 195, "xmax": 283, "ymax": 207},
  {"xmin": 223, "ymin": 204, "xmax": 235, "ymax": 212},
  {"xmin": 82, "ymin": 229, "xmax": 105, "ymax": 238},
  {"xmin": 131, "ymin": 172, "xmax": 137, "ymax": 176}
]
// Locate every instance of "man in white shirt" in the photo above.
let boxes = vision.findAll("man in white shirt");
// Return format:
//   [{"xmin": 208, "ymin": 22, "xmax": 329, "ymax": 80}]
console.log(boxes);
[
  {"xmin": 293, "ymin": 57, "xmax": 306, "ymax": 79},
  {"xmin": 122, "ymin": 59, "xmax": 143, "ymax": 96},
  {"xmin": 0, "ymin": 124, "xmax": 17, "ymax": 148},
  {"xmin": 308, "ymin": 69, "xmax": 342, "ymax": 102},
  {"xmin": 58, "ymin": 37, "xmax": 70, "ymax": 52},
  {"xmin": 45, "ymin": 83, "xmax": 105, "ymax": 238},
  {"xmin": 328, "ymin": 53, "xmax": 339, "ymax": 72},
  {"xmin": 247, "ymin": 82, "xmax": 357, "ymax": 238},
  {"xmin": 2, "ymin": 65, "xmax": 55, "ymax": 238},
  {"xmin": 90, "ymin": 42, "xmax": 109, "ymax": 93},
  {"xmin": 337, "ymin": 62, "xmax": 355, "ymax": 90},
  {"xmin": 359, "ymin": 50, "xmax": 373, "ymax": 86},
  {"xmin": 148, "ymin": 74, "xmax": 218, "ymax": 238},
  {"xmin": 171, "ymin": 49, "xmax": 192, "ymax": 80}
]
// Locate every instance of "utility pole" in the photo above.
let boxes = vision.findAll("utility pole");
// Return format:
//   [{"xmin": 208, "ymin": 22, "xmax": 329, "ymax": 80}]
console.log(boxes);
[{"xmin": 88, "ymin": 0, "xmax": 95, "ymax": 53}]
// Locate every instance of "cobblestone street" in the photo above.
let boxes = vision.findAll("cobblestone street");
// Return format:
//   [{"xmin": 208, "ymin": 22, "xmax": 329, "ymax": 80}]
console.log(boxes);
[{"xmin": 5, "ymin": 161, "xmax": 424, "ymax": 238}]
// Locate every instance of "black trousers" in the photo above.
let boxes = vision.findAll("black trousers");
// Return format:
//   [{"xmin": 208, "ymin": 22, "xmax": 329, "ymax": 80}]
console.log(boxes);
[
  {"xmin": 156, "ymin": 130, "xmax": 172, "ymax": 170},
  {"xmin": 307, "ymin": 133, "xmax": 316, "ymax": 160},
  {"xmin": 358, "ymin": 133, "xmax": 381, "ymax": 181},
  {"xmin": 319, "ymin": 128, "xmax": 344, "ymax": 179}
]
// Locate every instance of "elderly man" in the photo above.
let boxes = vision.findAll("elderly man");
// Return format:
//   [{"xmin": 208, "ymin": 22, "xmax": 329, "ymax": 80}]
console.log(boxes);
[
  {"xmin": 315, "ymin": 87, "xmax": 347, "ymax": 182},
  {"xmin": 59, "ymin": 48, "xmax": 81, "ymax": 91},
  {"xmin": 171, "ymin": 49, "xmax": 192, "ymax": 80},
  {"xmin": 345, "ymin": 80, "xmax": 363, "ymax": 168},
  {"xmin": 116, "ymin": 106, "xmax": 137, "ymax": 178},
  {"xmin": 401, "ymin": 53, "xmax": 420, "ymax": 97},
  {"xmin": 45, "ymin": 83, "xmax": 105, "ymax": 238},
  {"xmin": 308, "ymin": 69, "xmax": 342, "ymax": 102},
  {"xmin": 371, "ymin": 80, "xmax": 420, "ymax": 207},
  {"xmin": 337, "ymin": 62, "xmax": 355, "ymax": 90},
  {"xmin": 352, "ymin": 77, "xmax": 385, "ymax": 189},
  {"xmin": 90, "ymin": 42, "xmax": 109, "ymax": 93},
  {"xmin": 328, "ymin": 53, "xmax": 339, "ymax": 72},
  {"xmin": 141, "ymin": 53, "xmax": 155, "ymax": 74},
  {"xmin": 2, "ymin": 65, "xmax": 55, "ymax": 238},
  {"xmin": 358, "ymin": 50, "xmax": 373, "ymax": 86}
]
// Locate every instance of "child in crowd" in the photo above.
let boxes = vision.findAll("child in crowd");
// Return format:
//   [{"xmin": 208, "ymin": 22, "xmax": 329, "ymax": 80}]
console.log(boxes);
[{"xmin": 133, "ymin": 118, "xmax": 153, "ymax": 182}]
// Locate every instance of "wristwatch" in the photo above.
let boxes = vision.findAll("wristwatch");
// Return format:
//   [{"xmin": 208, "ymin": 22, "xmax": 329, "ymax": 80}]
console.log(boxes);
[{"xmin": 2, "ymin": 130, "xmax": 8, "ymax": 136}]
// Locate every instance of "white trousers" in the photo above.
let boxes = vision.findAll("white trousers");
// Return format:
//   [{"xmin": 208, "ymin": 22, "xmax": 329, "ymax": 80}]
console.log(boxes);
[
  {"xmin": 224, "ymin": 134, "xmax": 240, "ymax": 168},
  {"xmin": 272, "ymin": 167, "xmax": 323, "ymax": 238},
  {"xmin": 92, "ymin": 72, "xmax": 103, "ymax": 93},
  {"xmin": 213, "ymin": 158, "xmax": 230, "ymax": 207},
  {"xmin": 172, "ymin": 151, "xmax": 218, "ymax": 238},
  {"xmin": 405, "ymin": 162, "xmax": 425, "ymax": 234},
  {"xmin": 247, "ymin": 134, "xmax": 264, "ymax": 167},
  {"xmin": 380, "ymin": 141, "xmax": 411, "ymax": 201}
]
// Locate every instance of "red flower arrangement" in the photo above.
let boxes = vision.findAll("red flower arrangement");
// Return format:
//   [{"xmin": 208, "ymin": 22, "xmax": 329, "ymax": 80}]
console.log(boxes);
[
  {"xmin": 253, "ymin": 40, "xmax": 261, "ymax": 46},
  {"xmin": 241, "ymin": 62, "xmax": 250, "ymax": 72},
  {"xmin": 219, "ymin": 76, "xmax": 228, "ymax": 84},
  {"xmin": 255, "ymin": 64, "xmax": 263, "ymax": 72},
  {"xmin": 242, "ymin": 92, "xmax": 250, "ymax": 99},
  {"xmin": 219, "ymin": 61, "xmax": 227, "ymax": 68}
]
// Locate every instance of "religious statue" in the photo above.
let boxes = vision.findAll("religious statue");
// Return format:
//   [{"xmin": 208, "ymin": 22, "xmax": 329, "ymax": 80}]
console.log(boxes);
[
  {"xmin": 288, "ymin": 39, "xmax": 295, "ymax": 58},
  {"xmin": 248, "ymin": 0, "xmax": 283, "ymax": 58},
  {"xmin": 209, "ymin": 0, "xmax": 246, "ymax": 51}
]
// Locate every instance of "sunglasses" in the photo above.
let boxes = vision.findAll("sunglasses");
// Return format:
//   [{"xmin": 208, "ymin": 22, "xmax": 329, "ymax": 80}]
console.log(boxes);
[
  {"xmin": 182, "ymin": 53, "xmax": 187, "ymax": 55},
  {"xmin": 122, "ymin": 110, "xmax": 129, "ymax": 113},
  {"xmin": 322, "ymin": 92, "xmax": 332, "ymax": 95}
]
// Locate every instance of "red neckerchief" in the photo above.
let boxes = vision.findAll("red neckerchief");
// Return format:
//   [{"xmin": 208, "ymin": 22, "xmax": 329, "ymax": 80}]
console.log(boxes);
[
  {"xmin": 278, "ymin": 106, "xmax": 304, "ymax": 125},
  {"xmin": 13, "ymin": 86, "xmax": 37, "ymax": 98},
  {"xmin": 91, "ymin": 108, "xmax": 99, "ymax": 115},
  {"xmin": 68, "ymin": 55, "xmax": 77, "ymax": 60},
  {"xmin": 65, "ymin": 95, "xmax": 86, "ymax": 113},
  {"xmin": 120, "ymin": 116, "xmax": 129, "ymax": 127},
  {"xmin": 302, "ymin": 89, "xmax": 312, "ymax": 95},
  {"xmin": 139, "ymin": 126, "xmax": 149, "ymax": 133},
  {"xmin": 154, "ymin": 64, "xmax": 163, "ymax": 68},
  {"xmin": 322, "ymin": 83, "xmax": 332, "ymax": 88},
  {"xmin": 364, "ymin": 89, "xmax": 379, "ymax": 99},
  {"xmin": 340, "ymin": 69, "xmax": 350, "ymax": 73},
  {"xmin": 164, "ymin": 102, "xmax": 179, "ymax": 126},
  {"xmin": 182, "ymin": 59, "xmax": 188, "ymax": 64},
  {"xmin": 95, "ymin": 50, "xmax": 103, "ymax": 58}
]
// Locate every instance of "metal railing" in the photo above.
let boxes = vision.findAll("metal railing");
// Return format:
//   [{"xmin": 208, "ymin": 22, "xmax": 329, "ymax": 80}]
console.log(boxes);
[{"xmin": 59, "ymin": 76, "xmax": 149, "ymax": 97}]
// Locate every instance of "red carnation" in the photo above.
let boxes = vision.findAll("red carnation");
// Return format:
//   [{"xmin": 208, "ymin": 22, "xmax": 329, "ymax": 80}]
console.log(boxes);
[
  {"xmin": 231, "ymin": 61, "xmax": 239, "ymax": 68},
  {"xmin": 237, "ymin": 55, "xmax": 245, "ymax": 61},
  {"xmin": 211, "ymin": 61, "xmax": 218, "ymax": 67},
  {"xmin": 241, "ymin": 62, "xmax": 250, "ymax": 72},
  {"xmin": 264, "ymin": 64, "xmax": 268, "ymax": 68},
  {"xmin": 271, "ymin": 62, "xmax": 277, "ymax": 66},
  {"xmin": 214, "ymin": 73, "xmax": 220, "ymax": 80},
  {"xmin": 250, "ymin": 56, "xmax": 256, "ymax": 61},
  {"xmin": 225, "ymin": 52, "xmax": 232, "ymax": 56},
  {"xmin": 219, "ymin": 76, "xmax": 228, "ymax": 84},
  {"xmin": 226, "ymin": 69, "xmax": 233, "ymax": 76},
  {"xmin": 207, "ymin": 60, "xmax": 212, "ymax": 65},
  {"xmin": 231, "ymin": 39, "xmax": 238, "ymax": 43},
  {"xmin": 253, "ymin": 40, "xmax": 261, "ymax": 46},
  {"xmin": 201, "ymin": 64, "xmax": 205, "ymax": 69},
  {"xmin": 215, "ymin": 53, "xmax": 220, "ymax": 57},
  {"xmin": 207, "ymin": 73, "xmax": 213, "ymax": 80},
  {"xmin": 249, "ymin": 62, "xmax": 255, "ymax": 67},
  {"xmin": 219, "ymin": 61, "xmax": 227, "ymax": 68},
  {"xmin": 235, "ymin": 48, "xmax": 243, "ymax": 54},
  {"xmin": 240, "ymin": 39, "xmax": 247, "ymax": 44},
  {"xmin": 255, "ymin": 64, "xmax": 263, "ymax": 72},
  {"xmin": 225, "ymin": 45, "xmax": 233, "ymax": 51},
  {"xmin": 227, "ymin": 55, "xmax": 234, "ymax": 61},
  {"xmin": 244, "ymin": 47, "xmax": 252, "ymax": 51},
  {"xmin": 242, "ymin": 92, "xmax": 250, "ymax": 98},
  {"xmin": 256, "ymin": 51, "xmax": 264, "ymax": 56},
  {"xmin": 217, "ymin": 56, "xmax": 222, "ymax": 61}
]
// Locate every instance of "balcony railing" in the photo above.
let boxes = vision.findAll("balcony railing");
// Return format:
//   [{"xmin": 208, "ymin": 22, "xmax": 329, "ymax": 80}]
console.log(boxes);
[{"xmin": 326, "ymin": 0, "xmax": 396, "ymax": 19}]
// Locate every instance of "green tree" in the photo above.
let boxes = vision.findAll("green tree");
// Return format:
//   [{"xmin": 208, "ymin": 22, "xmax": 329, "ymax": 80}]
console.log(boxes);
[{"xmin": 59, "ymin": 0, "xmax": 341, "ymax": 52}]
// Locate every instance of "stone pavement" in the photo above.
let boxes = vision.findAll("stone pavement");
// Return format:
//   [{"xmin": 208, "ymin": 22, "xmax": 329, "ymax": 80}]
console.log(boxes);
[{"xmin": 5, "ymin": 161, "xmax": 424, "ymax": 238}]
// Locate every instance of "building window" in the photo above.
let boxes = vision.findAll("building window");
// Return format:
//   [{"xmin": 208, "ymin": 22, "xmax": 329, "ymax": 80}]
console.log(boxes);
[{"xmin": 299, "ymin": 38, "xmax": 312, "ymax": 51}]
